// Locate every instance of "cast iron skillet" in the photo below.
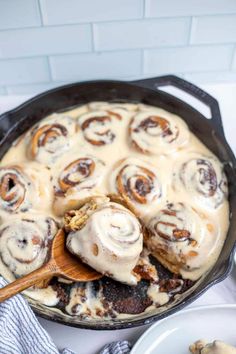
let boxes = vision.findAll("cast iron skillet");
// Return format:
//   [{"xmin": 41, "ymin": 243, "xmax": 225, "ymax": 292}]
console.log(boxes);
[{"xmin": 0, "ymin": 75, "xmax": 236, "ymax": 330}]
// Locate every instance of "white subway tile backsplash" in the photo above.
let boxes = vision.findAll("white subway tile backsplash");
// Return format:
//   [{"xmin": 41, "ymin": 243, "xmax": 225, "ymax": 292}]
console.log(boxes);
[
  {"xmin": 94, "ymin": 18, "xmax": 190, "ymax": 51},
  {"xmin": 0, "ymin": 25, "xmax": 92, "ymax": 58},
  {"xmin": 0, "ymin": 0, "xmax": 41, "ymax": 30},
  {"xmin": 232, "ymin": 50, "xmax": 236, "ymax": 70},
  {"xmin": 40, "ymin": 0, "xmax": 143, "ymax": 25},
  {"xmin": 6, "ymin": 82, "xmax": 69, "ymax": 95},
  {"xmin": 144, "ymin": 45, "xmax": 234, "ymax": 75},
  {"xmin": 0, "ymin": 87, "xmax": 6, "ymax": 95},
  {"xmin": 50, "ymin": 51, "xmax": 142, "ymax": 81},
  {"xmin": 184, "ymin": 71, "xmax": 236, "ymax": 83},
  {"xmin": 0, "ymin": 0, "xmax": 235, "ymax": 91},
  {"xmin": 0, "ymin": 58, "xmax": 50, "ymax": 85},
  {"xmin": 191, "ymin": 15, "xmax": 236, "ymax": 44},
  {"xmin": 145, "ymin": 0, "xmax": 236, "ymax": 18}
]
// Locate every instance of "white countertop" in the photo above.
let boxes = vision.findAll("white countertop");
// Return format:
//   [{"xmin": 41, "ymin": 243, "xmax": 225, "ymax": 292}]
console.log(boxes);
[{"xmin": 0, "ymin": 82, "xmax": 236, "ymax": 354}]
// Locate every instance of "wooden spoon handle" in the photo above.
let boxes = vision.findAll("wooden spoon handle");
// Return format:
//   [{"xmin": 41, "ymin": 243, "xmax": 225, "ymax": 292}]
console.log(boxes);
[{"xmin": 0, "ymin": 260, "xmax": 58, "ymax": 303}]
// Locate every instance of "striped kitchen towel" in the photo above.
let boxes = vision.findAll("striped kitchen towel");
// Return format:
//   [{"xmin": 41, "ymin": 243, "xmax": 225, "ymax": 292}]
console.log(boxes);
[{"xmin": 0, "ymin": 277, "xmax": 131, "ymax": 354}]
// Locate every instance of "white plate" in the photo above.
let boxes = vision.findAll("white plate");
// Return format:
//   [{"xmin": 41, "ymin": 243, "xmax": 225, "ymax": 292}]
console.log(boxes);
[{"xmin": 131, "ymin": 305, "xmax": 236, "ymax": 354}]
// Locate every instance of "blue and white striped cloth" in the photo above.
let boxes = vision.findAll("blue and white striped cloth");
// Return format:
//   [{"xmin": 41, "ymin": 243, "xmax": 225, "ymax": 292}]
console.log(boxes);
[{"xmin": 0, "ymin": 277, "xmax": 131, "ymax": 354}]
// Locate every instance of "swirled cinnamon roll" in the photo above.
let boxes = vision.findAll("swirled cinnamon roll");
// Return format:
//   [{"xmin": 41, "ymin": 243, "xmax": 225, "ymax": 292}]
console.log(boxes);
[
  {"xmin": 88, "ymin": 101, "xmax": 137, "ymax": 119},
  {"xmin": 145, "ymin": 203, "xmax": 219, "ymax": 279},
  {"xmin": 189, "ymin": 340, "xmax": 236, "ymax": 354},
  {"xmin": 173, "ymin": 154, "xmax": 228, "ymax": 209},
  {"xmin": 0, "ymin": 164, "xmax": 52, "ymax": 213},
  {"xmin": 109, "ymin": 157, "xmax": 163, "ymax": 215},
  {"xmin": 78, "ymin": 107, "xmax": 125, "ymax": 146},
  {"xmin": 65, "ymin": 198, "xmax": 143, "ymax": 285},
  {"xmin": 53, "ymin": 155, "xmax": 105, "ymax": 215},
  {"xmin": 27, "ymin": 114, "xmax": 76, "ymax": 164},
  {"xmin": 0, "ymin": 165, "xmax": 32, "ymax": 213},
  {"xmin": 129, "ymin": 109, "xmax": 189, "ymax": 155},
  {"xmin": 0, "ymin": 215, "xmax": 58, "ymax": 278}
]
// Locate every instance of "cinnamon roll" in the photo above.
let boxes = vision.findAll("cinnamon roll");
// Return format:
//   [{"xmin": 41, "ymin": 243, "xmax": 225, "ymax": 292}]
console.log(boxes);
[
  {"xmin": 27, "ymin": 114, "xmax": 76, "ymax": 164},
  {"xmin": 78, "ymin": 108, "xmax": 125, "ymax": 146},
  {"xmin": 173, "ymin": 154, "xmax": 228, "ymax": 209},
  {"xmin": 189, "ymin": 340, "xmax": 236, "ymax": 354},
  {"xmin": 146, "ymin": 203, "xmax": 219, "ymax": 279},
  {"xmin": 53, "ymin": 155, "xmax": 105, "ymax": 216},
  {"xmin": 88, "ymin": 101, "xmax": 137, "ymax": 119},
  {"xmin": 0, "ymin": 164, "xmax": 51, "ymax": 213},
  {"xmin": 109, "ymin": 157, "xmax": 163, "ymax": 215},
  {"xmin": 129, "ymin": 109, "xmax": 189, "ymax": 155},
  {"xmin": 65, "ymin": 198, "xmax": 143, "ymax": 285},
  {"xmin": 0, "ymin": 215, "xmax": 58, "ymax": 278}
]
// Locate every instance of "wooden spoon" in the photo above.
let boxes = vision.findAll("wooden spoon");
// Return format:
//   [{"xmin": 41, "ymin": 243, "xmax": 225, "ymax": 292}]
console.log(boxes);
[{"xmin": 0, "ymin": 229, "xmax": 102, "ymax": 303}]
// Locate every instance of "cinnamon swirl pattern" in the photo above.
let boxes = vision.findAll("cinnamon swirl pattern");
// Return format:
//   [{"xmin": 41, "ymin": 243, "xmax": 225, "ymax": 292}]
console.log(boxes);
[
  {"xmin": 27, "ymin": 114, "xmax": 76, "ymax": 164},
  {"xmin": 0, "ymin": 215, "xmax": 58, "ymax": 278},
  {"xmin": 130, "ymin": 109, "xmax": 190, "ymax": 155},
  {"xmin": 0, "ymin": 165, "xmax": 32, "ymax": 213},
  {"xmin": 88, "ymin": 101, "xmax": 137, "ymax": 119},
  {"xmin": 173, "ymin": 154, "xmax": 228, "ymax": 209},
  {"xmin": 66, "ymin": 198, "xmax": 143, "ymax": 285},
  {"xmin": 146, "ymin": 203, "xmax": 218, "ymax": 279},
  {"xmin": 109, "ymin": 157, "xmax": 163, "ymax": 214},
  {"xmin": 0, "ymin": 165, "xmax": 51, "ymax": 214},
  {"xmin": 53, "ymin": 155, "xmax": 105, "ymax": 215},
  {"xmin": 78, "ymin": 108, "xmax": 125, "ymax": 146}
]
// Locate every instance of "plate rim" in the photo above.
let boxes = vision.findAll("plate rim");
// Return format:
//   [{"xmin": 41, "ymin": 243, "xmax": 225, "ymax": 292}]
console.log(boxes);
[{"xmin": 131, "ymin": 303, "xmax": 236, "ymax": 353}]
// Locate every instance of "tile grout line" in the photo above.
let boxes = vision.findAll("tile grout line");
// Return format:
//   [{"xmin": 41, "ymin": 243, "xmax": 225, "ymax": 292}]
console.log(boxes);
[
  {"xmin": 5, "ymin": 86, "xmax": 11, "ymax": 95},
  {"xmin": 0, "ymin": 43, "xmax": 236, "ymax": 62},
  {"xmin": 145, "ymin": 12, "xmax": 236, "ymax": 20},
  {"xmin": 229, "ymin": 45, "xmax": 236, "ymax": 70},
  {"xmin": 46, "ymin": 57, "xmax": 53, "ymax": 82},
  {"xmin": 2, "ymin": 13, "xmax": 234, "ymax": 33},
  {"xmin": 141, "ymin": 49, "xmax": 145, "ymax": 76},
  {"xmin": 142, "ymin": 0, "xmax": 146, "ymax": 18},
  {"xmin": 37, "ymin": 0, "xmax": 44, "ymax": 26},
  {"xmin": 91, "ymin": 24, "xmax": 95, "ymax": 52},
  {"xmin": 188, "ymin": 16, "xmax": 193, "ymax": 44},
  {"xmin": 0, "ymin": 87, "xmax": 8, "ymax": 95}
]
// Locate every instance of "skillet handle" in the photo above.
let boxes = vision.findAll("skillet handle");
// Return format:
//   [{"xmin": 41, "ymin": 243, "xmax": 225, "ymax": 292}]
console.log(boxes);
[{"xmin": 132, "ymin": 75, "xmax": 225, "ymax": 137}]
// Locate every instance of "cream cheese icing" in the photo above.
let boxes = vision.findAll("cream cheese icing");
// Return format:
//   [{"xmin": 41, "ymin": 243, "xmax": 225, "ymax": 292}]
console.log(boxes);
[
  {"xmin": 0, "ymin": 101, "xmax": 229, "ymax": 318},
  {"xmin": 66, "ymin": 199, "xmax": 143, "ymax": 285}
]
